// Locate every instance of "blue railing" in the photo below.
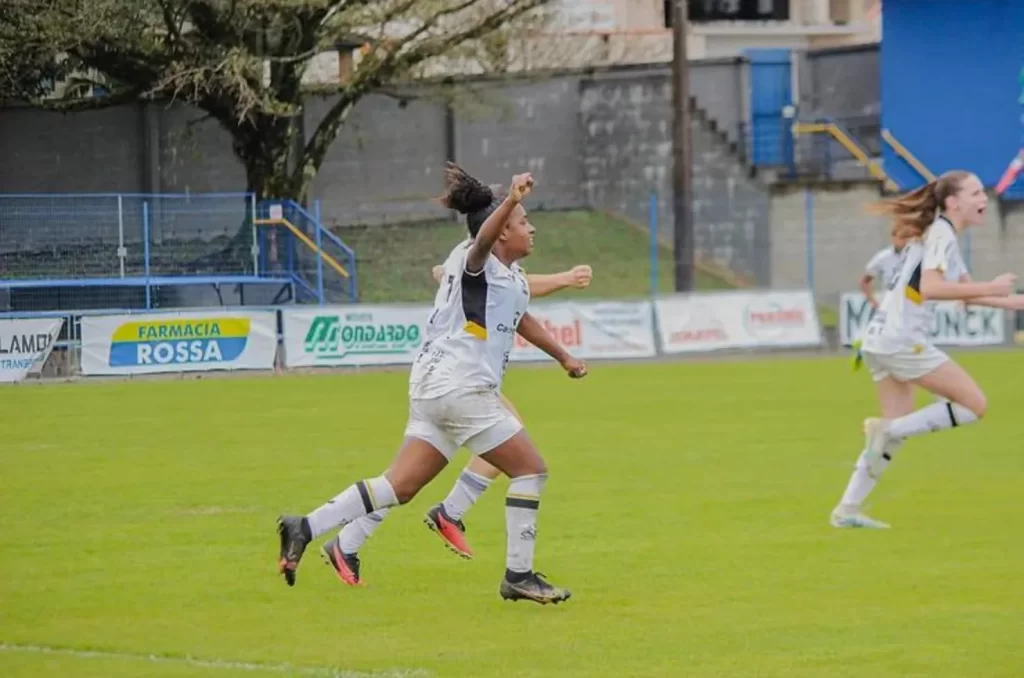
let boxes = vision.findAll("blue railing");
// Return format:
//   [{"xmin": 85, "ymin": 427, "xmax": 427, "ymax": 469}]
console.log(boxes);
[
  {"xmin": 254, "ymin": 199, "xmax": 357, "ymax": 304},
  {"xmin": 788, "ymin": 115, "xmax": 884, "ymax": 184}
]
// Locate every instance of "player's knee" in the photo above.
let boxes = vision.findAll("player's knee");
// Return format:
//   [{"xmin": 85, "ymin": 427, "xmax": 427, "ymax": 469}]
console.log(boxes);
[
  {"xmin": 386, "ymin": 476, "xmax": 422, "ymax": 505},
  {"xmin": 970, "ymin": 394, "xmax": 988, "ymax": 419},
  {"xmin": 527, "ymin": 456, "xmax": 548, "ymax": 477},
  {"xmin": 393, "ymin": 484, "xmax": 420, "ymax": 505},
  {"xmin": 954, "ymin": 392, "xmax": 987, "ymax": 420}
]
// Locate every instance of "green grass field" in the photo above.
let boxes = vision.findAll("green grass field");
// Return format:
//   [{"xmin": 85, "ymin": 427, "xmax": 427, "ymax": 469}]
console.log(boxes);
[
  {"xmin": 337, "ymin": 210, "xmax": 734, "ymax": 303},
  {"xmin": 2, "ymin": 352, "xmax": 1023, "ymax": 677}
]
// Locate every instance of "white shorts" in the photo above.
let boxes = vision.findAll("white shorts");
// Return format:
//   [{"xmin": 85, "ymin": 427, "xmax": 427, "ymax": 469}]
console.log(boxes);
[
  {"xmin": 403, "ymin": 388, "xmax": 523, "ymax": 460},
  {"xmin": 862, "ymin": 345, "xmax": 949, "ymax": 383}
]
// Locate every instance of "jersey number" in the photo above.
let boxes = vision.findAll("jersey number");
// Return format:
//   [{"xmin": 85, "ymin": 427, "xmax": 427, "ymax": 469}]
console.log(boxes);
[{"xmin": 428, "ymin": 274, "xmax": 457, "ymax": 326}]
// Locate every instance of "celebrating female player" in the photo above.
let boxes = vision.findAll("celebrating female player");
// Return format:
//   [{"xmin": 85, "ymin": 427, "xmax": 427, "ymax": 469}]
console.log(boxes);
[
  {"xmin": 850, "ymin": 226, "xmax": 909, "ymax": 369},
  {"xmin": 277, "ymin": 164, "xmax": 587, "ymax": 604},
  {"xmin": 832, "ymin": 170, "xmax": 1024, "ymax": 529},
  {"xmin": 329, "ymin": 263, "xmax": 593, "ymax": 585},
  {"xmin": 860, "ymin": 227, "xmax": 909, "ymax": 308}
]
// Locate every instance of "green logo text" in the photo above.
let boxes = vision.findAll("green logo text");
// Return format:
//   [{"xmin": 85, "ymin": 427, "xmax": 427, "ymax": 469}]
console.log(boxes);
[{"xmin": 303, "ymin": 315, "xmax": 421, "ymax": 358}]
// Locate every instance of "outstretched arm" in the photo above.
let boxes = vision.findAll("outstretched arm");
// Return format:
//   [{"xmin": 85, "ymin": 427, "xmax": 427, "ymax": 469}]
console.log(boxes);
[
  {"xmin": 436, "ymin": 263, "xmax": 593, "ymax": 298},
  {"xmin": 958, "ymin": 272, "xmax": 1024, "ymax": 309},
  {"xmin": 526, "ymin": 265, "xmax": 592, "ymax": 298},
  {"xmin": 966, "ymin": 295, "xmax": 1024, "ymax": 310},
  {"xmin": 920, "ymin": 270, "xmax": 1015, "ymax": 301},
  {"xmin": 516, "ymin": 312, "xmax": 587, "ymax": 378},
  {"xmin": 920, "ymin": 235, "xmax": 1016, "ymax": 300},
  {"xmin": 920, "ymin": 271, "xmax": 1010, "ymax": 300}
]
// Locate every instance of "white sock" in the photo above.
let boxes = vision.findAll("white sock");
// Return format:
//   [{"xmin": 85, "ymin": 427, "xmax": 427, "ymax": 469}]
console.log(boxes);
[
  {"xmin": 838, "ymin": 438, "xmax": 905, "ymax": 512},
  {"xmin": 306, "ymin": 476, "xmax": 397, "ymax": 539},
  {"xmin": 505, "ymin": 473, "xmax": 547, "ymax": 575},
  {"xmin": 338, "ymin": 508, "xmax": 391, "ymax": 554},
  {"xmin": 441, "ymin": 469, "xmax": 494, "ymax": 521},
  {"xmin": 888, "ymin": 402, "xmax": 978, "ymax": 439}
]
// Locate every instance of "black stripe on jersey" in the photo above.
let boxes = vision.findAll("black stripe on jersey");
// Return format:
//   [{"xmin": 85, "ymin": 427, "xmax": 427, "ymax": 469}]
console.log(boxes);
[
  {"xmin": 905, "ymin": 262, "xmax": 923, "ymax": 304},
  {"xmin": 461, "ymin": 269, "xmax": 489, "ymax": 339}
]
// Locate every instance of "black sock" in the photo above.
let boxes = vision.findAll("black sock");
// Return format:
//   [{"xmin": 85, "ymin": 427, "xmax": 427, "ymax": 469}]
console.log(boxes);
[{"xmin": 505, "ymin": 568, "xmax": 531, "ymax": 583}]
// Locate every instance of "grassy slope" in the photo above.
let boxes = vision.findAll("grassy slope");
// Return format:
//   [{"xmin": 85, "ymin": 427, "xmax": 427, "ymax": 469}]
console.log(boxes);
[{"xmin": 336, "ymin": 210, "xmax": 733, "ymax": 304}]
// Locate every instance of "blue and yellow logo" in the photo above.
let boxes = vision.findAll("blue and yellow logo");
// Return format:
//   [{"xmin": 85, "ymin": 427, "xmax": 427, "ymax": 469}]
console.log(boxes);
[{"xmin": 109, "ymin": 318, "xmax": 250, "ymax": 367}]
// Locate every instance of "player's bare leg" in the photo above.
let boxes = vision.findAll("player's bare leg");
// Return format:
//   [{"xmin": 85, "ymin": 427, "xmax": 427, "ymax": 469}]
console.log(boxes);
[
  {"xmin": 833, "ymin": 360, "xmax": 987, "ymax": 529},
  {"xmin": 832, "ymin": 376, "xmax": 914, "ymax": 529},
  {"xmin": 865, "ymin": 360, "xmax": 986, "ymax": 474}
]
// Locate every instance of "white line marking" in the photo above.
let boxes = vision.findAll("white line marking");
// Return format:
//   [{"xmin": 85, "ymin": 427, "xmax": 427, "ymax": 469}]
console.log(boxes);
[{"xmin": 0, "ymin": 643, "xmax": 431, "ymax": 677}]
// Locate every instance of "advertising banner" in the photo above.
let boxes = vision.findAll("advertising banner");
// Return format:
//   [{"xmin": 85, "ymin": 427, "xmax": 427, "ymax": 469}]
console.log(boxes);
[
  {"xmin": 80, "ymin": 311, "xmax": 277, "ymax": 375},
  {"xmin": 283, "ymin": 301, "xmax": 657, "ymax": 368},
  {"xmin": 656, "ymin": 290, "xmax": 822, "ymax": 354},
  {"xmin": 839, "ymin": 293, "xmax": 1005, "ymax": 347},
  {"xmin": 0, "ymin": 317, "xmax": 64, "ymax": 383},
  {"xmin": 282, "ymin": 305, "xmax": 429, "ymax": 367},
  {"xmin": 510, "ymin": 301, "xmax": 657, "ymax": 362}
]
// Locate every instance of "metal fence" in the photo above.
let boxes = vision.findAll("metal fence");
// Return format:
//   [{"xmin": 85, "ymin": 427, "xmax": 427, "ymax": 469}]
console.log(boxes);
[
  {"xmin": 0, "ymin": 193, "xmax": 259, "ymax": 279},
  {"xmin": 0, "ymin": 193, "xmax": 356, "ymax": 314}
]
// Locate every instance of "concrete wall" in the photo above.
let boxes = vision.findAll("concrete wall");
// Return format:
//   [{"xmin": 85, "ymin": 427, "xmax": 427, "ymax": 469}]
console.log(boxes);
[
  {"xmin": 770, "ymin": 181, "xmax": 1024, "ymax": 304},
  {"xmin": 0, "ymin": 48, "xmax": 883, "ymax": 288},
  {"xmin": 0, "ymin": 63, "xmax": 776, "ymax": 284},
  {"xmin": 580, "ymin": 69, "xmax": 769, "ymax": 283},
  {"xmin": 306, "ymin": 94, "xmax": 451, "ymax": 225},
  {"xmin": 454, "ymin": 77, "xmax": 586, "ymax": 212}
]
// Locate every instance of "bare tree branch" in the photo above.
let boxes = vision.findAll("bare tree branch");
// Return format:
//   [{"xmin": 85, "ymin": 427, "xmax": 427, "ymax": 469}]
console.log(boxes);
[
  {"xmin": 156, "ymin": 0, "xmax": 185, "ymax": 48},
  {"xmin": 295, "ymin": 0, "xmax": 551, "ymax": 191}
]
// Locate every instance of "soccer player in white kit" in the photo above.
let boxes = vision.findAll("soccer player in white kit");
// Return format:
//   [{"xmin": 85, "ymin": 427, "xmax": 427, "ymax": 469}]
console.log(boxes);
[
  {"xmin": 325, "ymin": 263, "xmax": 593, "ymax": 586},
  {"xmin": 277, "ymin": 164, "xmax": 587, "ymax": 604},
  {"xmin": 860, "ymin": 227, "xmax": 908, "ymax": 308},
  {"xmin": 831, "ymin": 170, "xmax": 1024, "ymax": 529}
]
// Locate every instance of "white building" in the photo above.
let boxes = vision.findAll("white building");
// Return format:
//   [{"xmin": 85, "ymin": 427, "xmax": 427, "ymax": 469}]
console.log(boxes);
[
  {"xmin": 309, "ymin": 0, "xmax": 880, "ymax": 83},
  {"xmin": 543, "ymin": 0, "xmax": 881, "ymax": 65}
]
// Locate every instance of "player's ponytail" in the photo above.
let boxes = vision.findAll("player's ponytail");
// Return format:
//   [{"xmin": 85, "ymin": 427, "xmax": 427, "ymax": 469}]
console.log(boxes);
[
  {"xmin": 436, "ymin": 162, "xmax": 502, "ymax": 238},
  {"xmin": 868, "ymin": 170, "xmax": 970, "ymax": 239}
]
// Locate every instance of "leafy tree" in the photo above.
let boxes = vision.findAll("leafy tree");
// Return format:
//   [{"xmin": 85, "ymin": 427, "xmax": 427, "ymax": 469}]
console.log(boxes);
[{"xmin": 0, "ymin": 0, "xmax": 552, "ymax": 199}]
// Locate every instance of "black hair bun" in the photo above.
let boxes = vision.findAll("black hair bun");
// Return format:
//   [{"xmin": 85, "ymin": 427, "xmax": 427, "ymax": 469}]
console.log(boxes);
[{"xmin": 439, "ymin": 162, "xmax": 494, "ymax": 215}]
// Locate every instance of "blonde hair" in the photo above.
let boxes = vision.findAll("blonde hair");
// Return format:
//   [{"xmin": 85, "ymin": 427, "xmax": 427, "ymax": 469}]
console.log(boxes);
[{"xmin": 870, "ymin": 170, "xmax": 971, "ymax": 239}]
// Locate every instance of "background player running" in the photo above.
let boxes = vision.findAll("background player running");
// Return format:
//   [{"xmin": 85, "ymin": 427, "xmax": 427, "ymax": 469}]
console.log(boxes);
[
  {"xmin": 860, "ymin": 227, "xmax": 908, "ymax": 309},
  {"xmin": 850, "ymin": 226, "xmax": 909, "ymax": 368},
  {"xmin": 277, "ymin": 164, "xmax": 587, "ymax": 604},
  {"xmin": 832, "ymin": 170, "xmax": 1024, "ymax": 529}
]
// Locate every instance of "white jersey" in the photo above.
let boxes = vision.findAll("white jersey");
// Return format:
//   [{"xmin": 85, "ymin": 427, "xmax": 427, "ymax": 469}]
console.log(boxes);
[
  {"xmin": 862, "ymin": 216, "xmax": 967, "ymax": 354},
  {"xmin": 409, "ymin": 241, "xmax": 530, "ymax": 399},
  {"xmin": 864, "ymin": 246, "xmax": 903, "ymax": 288}
]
